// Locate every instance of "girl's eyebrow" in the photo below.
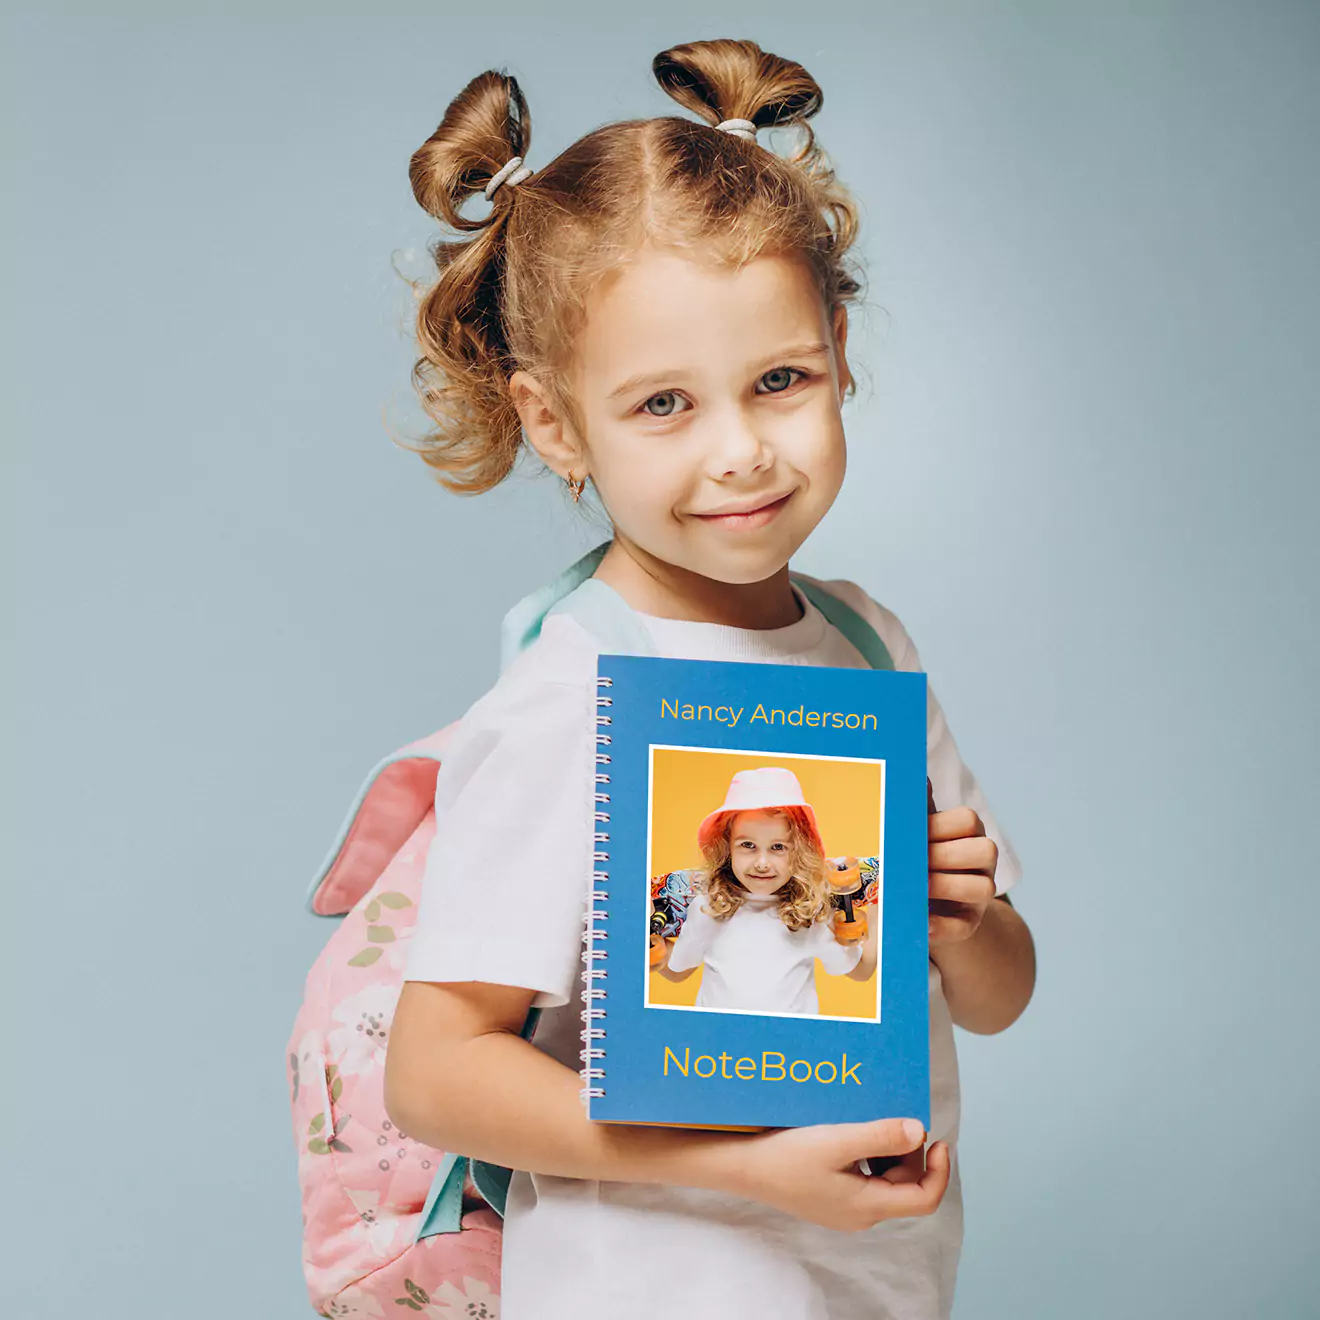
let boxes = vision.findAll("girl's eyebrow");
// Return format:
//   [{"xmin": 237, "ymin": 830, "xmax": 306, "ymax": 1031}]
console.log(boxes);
[{"xmin": 606, "ymin": 341, "xmax": 832, "ymax": 401}]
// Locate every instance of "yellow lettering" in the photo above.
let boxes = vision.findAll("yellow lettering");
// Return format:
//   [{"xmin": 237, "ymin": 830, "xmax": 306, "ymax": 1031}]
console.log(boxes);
[{"xmin": 663, "ymin": 1046, "xmax": 690, "ymax": 1076}]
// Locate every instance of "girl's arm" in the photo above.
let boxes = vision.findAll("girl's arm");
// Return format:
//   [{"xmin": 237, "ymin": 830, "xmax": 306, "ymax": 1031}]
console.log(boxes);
[
  {"xmin": 656, "ymin": 899, "xmax": 716, "ymax": 980},
  {"xmin": 384, "ymin": 977, "xmax": 951, "ymax": 1233},
  {"xmin": 651, "ymin": 934, "xmax": 700, "ymax": 982},
  {"xmin": 930, "ymin": 894, "xmax": 1035, "ymax": 1034},
  {"xmin": 927, "ymin": 803, "xmax": 1036, "ymax": 1033}
]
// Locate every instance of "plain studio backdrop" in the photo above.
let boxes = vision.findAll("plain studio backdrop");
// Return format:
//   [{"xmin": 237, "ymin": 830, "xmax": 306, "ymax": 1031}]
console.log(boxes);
[{"xmin": 5, "ymin": 1, "xmax": 1317, "ymax": 1315}]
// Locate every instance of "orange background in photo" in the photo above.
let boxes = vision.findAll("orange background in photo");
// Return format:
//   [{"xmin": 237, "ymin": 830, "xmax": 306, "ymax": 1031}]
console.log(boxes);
[{"xmin": 647, "ymin": 746, "xmax": 883, "ymax": 1020}]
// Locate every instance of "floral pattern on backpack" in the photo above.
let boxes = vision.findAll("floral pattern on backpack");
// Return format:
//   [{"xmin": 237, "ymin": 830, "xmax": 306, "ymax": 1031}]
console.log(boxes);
[{"xmin": 287, "ymin": 729, "xmax": 503, "ymax": 1316}]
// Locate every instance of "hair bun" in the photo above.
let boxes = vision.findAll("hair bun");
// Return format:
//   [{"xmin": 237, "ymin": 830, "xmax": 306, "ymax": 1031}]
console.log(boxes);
[
  {"xmin": 652, "ymin": 38, "xmax": 822, "ymax": 133},
  {"xmin": 409, "ymin": 69, "xmax": 531, "ymax": 231}
]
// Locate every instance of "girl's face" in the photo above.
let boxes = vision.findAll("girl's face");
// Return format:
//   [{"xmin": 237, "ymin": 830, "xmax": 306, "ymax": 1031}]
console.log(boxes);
[
  {"xmin": 521, "ymin": 243, "xmax": 851, "ymax": 590},
  {"xmin": 727, "ymin": 810, "xmax": 794, "ymax": 896}
]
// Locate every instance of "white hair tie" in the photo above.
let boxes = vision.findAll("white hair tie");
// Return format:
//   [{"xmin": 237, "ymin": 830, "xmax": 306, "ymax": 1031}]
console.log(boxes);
[
  {"xmin": 715, "ymin": 118, "xmax": 758, "ymax": 141},
  {"xmin": 485, "ymin": 155, "xmax": 533, "ymax": 200}
]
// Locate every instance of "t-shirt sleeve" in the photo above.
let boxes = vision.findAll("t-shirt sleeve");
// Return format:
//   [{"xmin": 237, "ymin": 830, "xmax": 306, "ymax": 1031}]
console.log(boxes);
[
  {"xmin": 402, "ymin": 668, "xmax": 595, "ymax": 1009},
  {"xmin": 812, "ymin": 921, "xmax": 865, "ymax": 976},
  {"xmin": 665, "ymin": 897, "xmax": 719, "ymax": 974},
  {"xmin": 822, "ymin": 580, "xmax": 1024, "ymax": 897}
]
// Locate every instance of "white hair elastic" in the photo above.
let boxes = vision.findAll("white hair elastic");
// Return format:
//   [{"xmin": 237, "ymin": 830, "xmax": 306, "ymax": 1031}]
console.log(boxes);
[
  {"xmin": 715, "ymin": 118, "xmax": 758, "ymax": 141},
  {"xmin": 484, "ymin": 155, "xmax": 533, "ymax": 200}
]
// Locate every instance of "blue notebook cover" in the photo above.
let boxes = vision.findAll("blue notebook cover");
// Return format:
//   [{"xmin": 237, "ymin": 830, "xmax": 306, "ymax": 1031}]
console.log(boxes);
[{"xmin": 583, "ymin": 653, "xmax": 930, "ymax": 1130}]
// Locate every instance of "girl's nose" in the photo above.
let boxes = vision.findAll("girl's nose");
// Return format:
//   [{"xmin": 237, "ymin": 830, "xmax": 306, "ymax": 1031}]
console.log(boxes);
[{"xmin": 707, "ymin": 411, "xmax": 771, "ymax": 479}]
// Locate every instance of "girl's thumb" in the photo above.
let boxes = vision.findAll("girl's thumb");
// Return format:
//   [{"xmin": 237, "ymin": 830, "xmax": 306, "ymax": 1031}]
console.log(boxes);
[{"xmin": 839, "ymin": 1117, "xmax": 926, "ymax": 1160}]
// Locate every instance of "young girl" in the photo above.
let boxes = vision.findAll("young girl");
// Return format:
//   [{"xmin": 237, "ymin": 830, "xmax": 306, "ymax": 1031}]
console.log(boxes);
[
  {"xmin": 386, "ymin": 37, "xmax": 1036, "ymax": 1320},
  {"xmin": 653, "ymin": 766, "xmax": 880, "ymax": 1014}
]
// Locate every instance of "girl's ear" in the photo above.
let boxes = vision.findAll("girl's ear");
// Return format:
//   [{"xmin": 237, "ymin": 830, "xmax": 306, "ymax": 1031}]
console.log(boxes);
[
  {"xmin": 510, "ymin": 370, "xmax": 586, "ymax": 480},
  {"xmin": 831, "ymin": 304, "xmax": 852, "ymax": 401}
]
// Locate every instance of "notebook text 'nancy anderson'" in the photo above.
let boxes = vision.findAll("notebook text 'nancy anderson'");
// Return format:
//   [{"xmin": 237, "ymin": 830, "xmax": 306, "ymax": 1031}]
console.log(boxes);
[{"xmin": 658, "ymin": 698, "xmax": 879, "ymax": 732}]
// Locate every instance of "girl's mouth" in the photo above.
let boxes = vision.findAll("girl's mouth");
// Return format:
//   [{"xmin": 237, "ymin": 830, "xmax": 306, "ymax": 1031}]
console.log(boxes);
[{"xmin": 691, "ymin": 490, "xmax": 794, "ymax": 531}]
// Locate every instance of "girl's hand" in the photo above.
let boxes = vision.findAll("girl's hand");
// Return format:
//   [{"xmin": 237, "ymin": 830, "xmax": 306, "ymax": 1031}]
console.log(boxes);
[
  {"xmin": 831, "ymin": 905, "xmax": 868, "ymax": 945},
  {"xmin": 648, "ymin": 931, "xmax": 669, "ymax": 969},
  {"xmin": 730, "ymin": 1118, "xmax": 949, "ymax": 1232},
  {"xmin": 927, "ymin": 777, "xmax": 998, "ymax": 947}
]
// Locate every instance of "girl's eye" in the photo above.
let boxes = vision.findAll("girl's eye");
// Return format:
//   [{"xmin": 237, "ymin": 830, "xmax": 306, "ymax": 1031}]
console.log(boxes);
[
  {"xmin": 641, "ymin": 391, "xmax": 690, "ymax": 418},
  {"xmin": 757, "ymin": 367, "xmax": 807, "ymax": 394}
]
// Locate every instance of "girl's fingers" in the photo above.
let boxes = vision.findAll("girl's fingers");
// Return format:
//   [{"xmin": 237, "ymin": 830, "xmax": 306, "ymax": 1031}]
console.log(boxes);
[
  {"xmin": 934, "ymin": 913, "xmax": 976, "ymax": 945},
  {"xmin": 834, "ymin": 1117, "xmax": 927, "ymax": 1165},
  {"xmin": 928, "ymin": 871, "xmax": 997, "ymax": 905},
  {"xmin": 877, "ymin": 1147, "xmax": 926, "ymax": 1185},
  {"xmin": 860, "ymin": 1141, "xmax": 950, "ymax": 1217},
  {"xmin": 929, "ymin": 905, "xmax": 979, "ymax": 944},
  {"xmin": 928, "ymin": 836, "xmax": 997, "ymax": 874},
  {"xmin": 928, "ymin": 806, "xmax": 985, "ymax": 842}
]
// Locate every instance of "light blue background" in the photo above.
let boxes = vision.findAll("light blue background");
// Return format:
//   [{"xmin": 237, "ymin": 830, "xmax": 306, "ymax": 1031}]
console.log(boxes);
[{"xmin": 6, "ymin": 1, "xmax": 1316, "ymax": 1315}]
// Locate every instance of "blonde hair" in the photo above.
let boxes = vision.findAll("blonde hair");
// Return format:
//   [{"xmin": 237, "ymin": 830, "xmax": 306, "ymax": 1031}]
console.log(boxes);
[
  {"xmin": 403, "ymin": 38, "xmax": 865, "ymax": 494},
  {"xmin": 698, "ymin": 806, "xmax": 831, "ymax": 933}
]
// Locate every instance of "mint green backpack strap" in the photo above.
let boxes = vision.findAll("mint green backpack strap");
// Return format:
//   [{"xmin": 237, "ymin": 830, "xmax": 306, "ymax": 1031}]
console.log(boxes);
[
  {"xmin": 500, "ymin": 539, "xmax": 659, "ymax": 669},
  {"xmin": 791, "ymin": 576, "xmax": 896, "ymax": 671},
  {"xmin": 499, "ymin": 541, "xmax": 609, "ymax": 669},
  {"xmin": 415, "ymin": 1151, "xmax": 468, "ymax": 1238}
]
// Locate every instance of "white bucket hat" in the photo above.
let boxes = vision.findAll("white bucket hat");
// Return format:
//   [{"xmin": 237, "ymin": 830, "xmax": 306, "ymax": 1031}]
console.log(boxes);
[{"xmin": 697, "ymin": 767, "xmax": 824, "ymax": 855}]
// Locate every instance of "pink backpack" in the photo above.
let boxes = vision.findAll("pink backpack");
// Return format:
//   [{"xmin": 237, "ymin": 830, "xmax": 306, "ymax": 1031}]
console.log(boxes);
[
  {"xmin": 285, "ymin": 546, "xmax": 895, "ymax": 1315},
  {"xmin": 286, "ymin": 722, "xmax": 515, "ymax": 1317}
]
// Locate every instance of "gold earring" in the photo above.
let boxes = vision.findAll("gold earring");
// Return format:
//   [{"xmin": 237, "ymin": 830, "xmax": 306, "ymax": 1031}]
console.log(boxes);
[{"xmin": 566, "ymin": 472, "xmax": 586, "ymax": 502}]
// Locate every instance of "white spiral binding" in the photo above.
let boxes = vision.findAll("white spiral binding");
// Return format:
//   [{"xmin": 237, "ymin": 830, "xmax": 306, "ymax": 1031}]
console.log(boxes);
[{"xmin": 580, "ymin": 677, "xmax": 613, "ymax": 1105}]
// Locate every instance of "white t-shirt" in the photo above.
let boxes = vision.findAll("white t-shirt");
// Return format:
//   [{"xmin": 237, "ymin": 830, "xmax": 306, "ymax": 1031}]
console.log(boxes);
[
  {"xmin": 404, "ymin": 575, "xmax": 1023, "ymax": 1320},
  {"xmin": 667, "ymin": 890, "xmax": 864, "ymax": 1014}
]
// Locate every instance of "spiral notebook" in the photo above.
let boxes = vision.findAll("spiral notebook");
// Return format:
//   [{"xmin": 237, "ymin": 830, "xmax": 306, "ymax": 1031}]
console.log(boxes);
[{"xmin": 581, "ymin": 652, "xmax": 930, "ymax": 1131}]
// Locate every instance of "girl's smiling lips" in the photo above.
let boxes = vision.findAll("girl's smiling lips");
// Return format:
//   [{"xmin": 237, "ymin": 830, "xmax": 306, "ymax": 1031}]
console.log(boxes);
[{"xmin": 689, "ymin": 489, "xmax": 795, "ymax": 530}]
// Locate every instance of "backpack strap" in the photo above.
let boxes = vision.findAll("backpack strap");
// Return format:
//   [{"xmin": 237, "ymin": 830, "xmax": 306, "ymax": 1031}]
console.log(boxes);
[
  {"xmin": 791, "ymin": 575, "xmax": 896, "ymax": 671},
  {"xmin": 499, "ymin": 541, "xmax": 612, "ymax": 670}
]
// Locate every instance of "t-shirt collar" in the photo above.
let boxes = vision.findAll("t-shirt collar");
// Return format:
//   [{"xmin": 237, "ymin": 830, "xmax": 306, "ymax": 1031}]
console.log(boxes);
[{"xmin": 635, "ymin": 582, "xmax": 826, "ymax": 662}]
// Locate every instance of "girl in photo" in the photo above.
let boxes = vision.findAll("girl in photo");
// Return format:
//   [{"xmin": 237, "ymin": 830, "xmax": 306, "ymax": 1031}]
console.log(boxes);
[
  {"xmin": 386, "ymin": 35, "xmax": 1036, "ymax": 1320},
  {"xmin": 652, "ymin": 766, "xmax": 879, "ymax": 1013}
]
